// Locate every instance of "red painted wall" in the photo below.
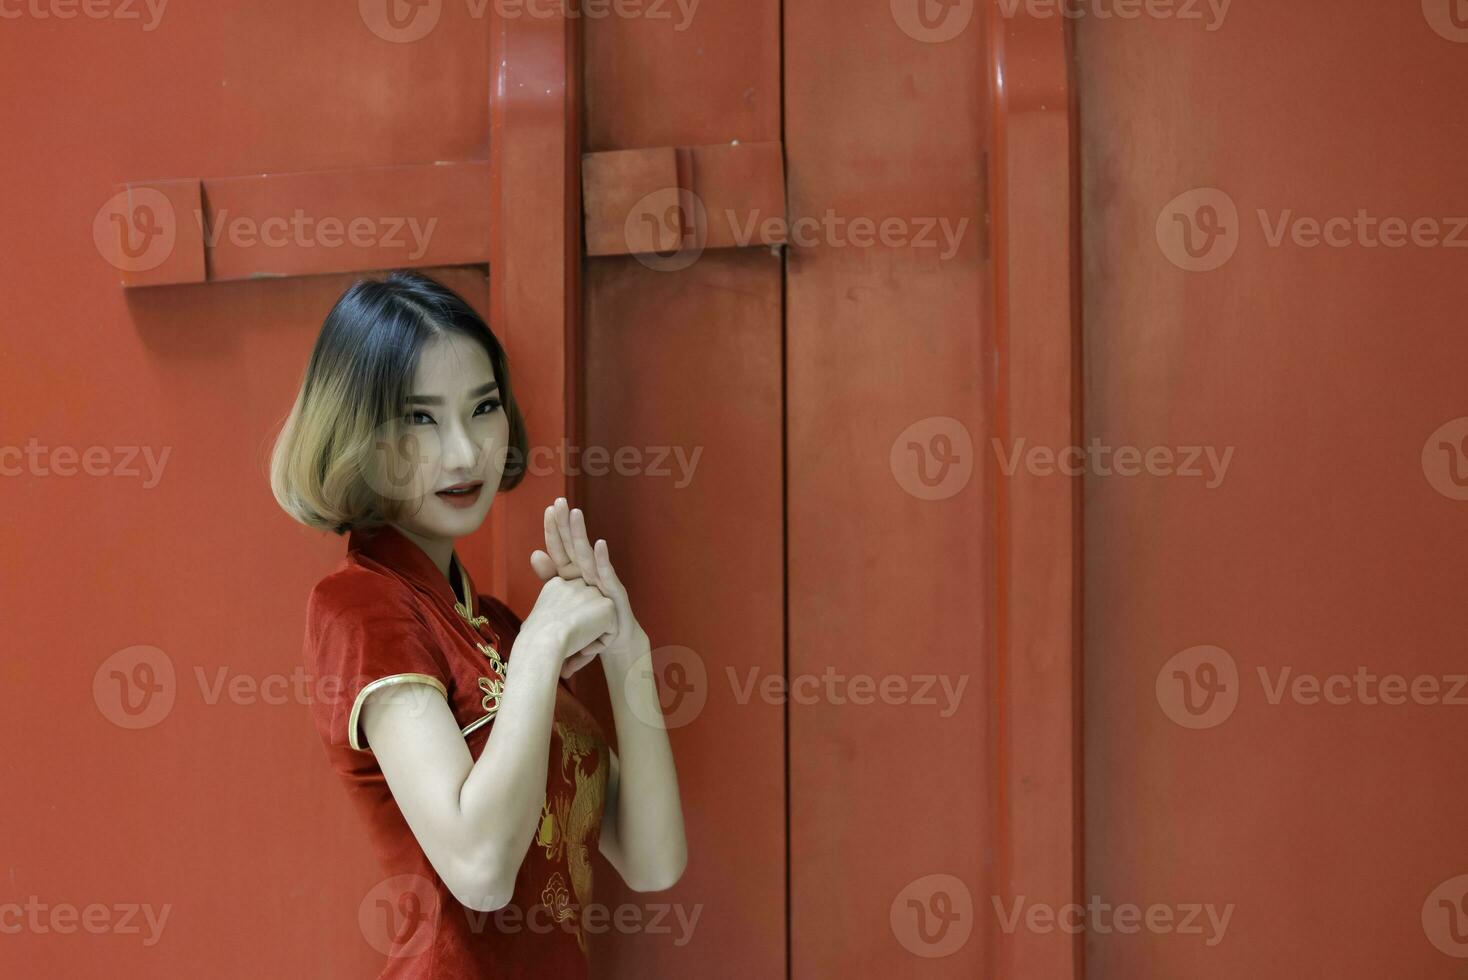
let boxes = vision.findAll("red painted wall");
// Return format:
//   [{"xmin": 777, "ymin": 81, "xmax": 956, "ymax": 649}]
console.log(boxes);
[{"xmin": 0, "ymin": 5, "xmax": 493, "ymax": 975}]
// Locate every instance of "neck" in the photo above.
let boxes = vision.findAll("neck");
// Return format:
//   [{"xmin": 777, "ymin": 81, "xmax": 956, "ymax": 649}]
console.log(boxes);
[{"xmin": 391, "ymin": 524, "xmax": 456, "ymax": 579}]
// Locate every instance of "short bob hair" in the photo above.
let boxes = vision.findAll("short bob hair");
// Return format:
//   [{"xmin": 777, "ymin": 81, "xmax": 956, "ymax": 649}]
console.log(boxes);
[{"xmin": 270, "ymin": 270, "xmax": 528, "ymax": 534}]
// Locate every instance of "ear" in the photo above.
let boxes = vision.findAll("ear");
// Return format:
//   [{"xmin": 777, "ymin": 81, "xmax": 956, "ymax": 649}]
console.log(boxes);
[{"xmin": 530, "ymin": 549, "xmax": 558, "ymax": 582}]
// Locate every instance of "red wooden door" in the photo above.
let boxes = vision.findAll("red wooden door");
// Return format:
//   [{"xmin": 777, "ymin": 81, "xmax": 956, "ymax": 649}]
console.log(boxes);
[
  {"xmin": 579, "ymin": 3, "xmax": 1080, "ymax": 979},
  {"xmin": 1080, "ymin": 2, "xmax": 1468, "ymax": 976}
]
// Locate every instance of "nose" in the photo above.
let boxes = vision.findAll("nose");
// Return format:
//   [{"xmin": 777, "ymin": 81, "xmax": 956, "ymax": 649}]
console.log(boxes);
[{"xmin": 438, "ymin": 417, "xmax": 480, "ymax": 477}]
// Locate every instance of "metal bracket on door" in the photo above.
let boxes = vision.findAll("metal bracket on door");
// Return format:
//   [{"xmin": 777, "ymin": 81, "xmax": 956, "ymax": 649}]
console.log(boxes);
[{"xmin": 581, "ymin": 141, "xmax": 787, "ymax": 258}]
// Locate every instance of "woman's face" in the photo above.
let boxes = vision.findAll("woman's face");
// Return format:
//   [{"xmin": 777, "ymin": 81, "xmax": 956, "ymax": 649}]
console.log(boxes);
[{"xmin": 386, "ymin": 333, "xmax": 508, "ymax": 545}]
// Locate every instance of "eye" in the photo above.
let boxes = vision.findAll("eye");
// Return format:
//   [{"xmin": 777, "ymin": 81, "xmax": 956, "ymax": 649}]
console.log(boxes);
[
  {"xmin": 473, "ymin": 398, "xmax": 504, "ymax": 417},
  {"xmin": 405, "ymin": 410, "xmax": 436, "ymax": 426}
]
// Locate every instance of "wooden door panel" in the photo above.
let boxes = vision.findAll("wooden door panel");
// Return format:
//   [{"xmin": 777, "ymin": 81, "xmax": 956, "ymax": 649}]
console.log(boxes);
[
  {"xmin": 579, "ymin": 3, "xmax": 786, "ymax": 978},
  {"xmin": 582, "ymin": 253, "xmax": 786, "ymax": 978},
  {"xmin": 1080, "ymin": 4, "xmax": 1468, "ymax": 976}
]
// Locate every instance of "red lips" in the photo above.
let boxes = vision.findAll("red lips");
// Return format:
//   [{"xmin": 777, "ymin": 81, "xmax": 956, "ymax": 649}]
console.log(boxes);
[{"xmin": 435, "ymin": 481, "xmax": 483, "ymax": 509}]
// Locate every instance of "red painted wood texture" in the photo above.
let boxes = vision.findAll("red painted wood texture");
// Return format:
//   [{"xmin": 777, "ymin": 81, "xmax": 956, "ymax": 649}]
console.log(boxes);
[{"xmin": 1080, "ymin": 3, "xmax": 1468, "ymax": 976}]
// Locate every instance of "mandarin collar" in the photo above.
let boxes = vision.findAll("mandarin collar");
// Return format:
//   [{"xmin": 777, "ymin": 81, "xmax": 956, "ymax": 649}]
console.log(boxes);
[{"xmin": 347, "ymin": 524, "xmax": 479, "ymax": 622}]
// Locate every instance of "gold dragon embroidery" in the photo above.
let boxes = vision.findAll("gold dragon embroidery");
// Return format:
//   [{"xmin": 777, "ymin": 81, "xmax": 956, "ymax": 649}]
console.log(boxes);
[{"xmin": 535, "ymin": 720, "xmax": 607, "ymax": 953}]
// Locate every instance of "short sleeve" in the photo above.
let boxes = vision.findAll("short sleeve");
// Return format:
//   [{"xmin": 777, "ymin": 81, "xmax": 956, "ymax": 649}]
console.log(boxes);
[{"xmin": 305, "ymin": 572, "xmax": 452, "ymax": 754}]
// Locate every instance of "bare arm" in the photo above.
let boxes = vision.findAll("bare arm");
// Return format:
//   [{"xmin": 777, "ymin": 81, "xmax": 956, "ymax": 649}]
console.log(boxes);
[
  {"xmin": 528, "ymin": 498, "xmax": 688, "ymax": 893},
  {"xmin": 597, "ymin": 637, "xmax": 687, "ymax": 892},
  {"xmin": 359, "ymin": 576, "xmax": 614, "ymax": 912}
]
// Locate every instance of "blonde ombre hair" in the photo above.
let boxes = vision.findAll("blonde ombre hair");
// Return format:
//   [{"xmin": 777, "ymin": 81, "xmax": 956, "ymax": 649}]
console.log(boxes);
[{"xmin": 270, "ymin": 271, "xmax": 528, "ymax": 534}]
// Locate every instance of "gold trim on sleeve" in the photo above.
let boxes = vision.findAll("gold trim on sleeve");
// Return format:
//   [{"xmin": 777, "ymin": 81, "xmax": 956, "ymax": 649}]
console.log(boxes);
[{"xmin": 347, "ymin": 673, "xmax": 449, "ymax": 753}]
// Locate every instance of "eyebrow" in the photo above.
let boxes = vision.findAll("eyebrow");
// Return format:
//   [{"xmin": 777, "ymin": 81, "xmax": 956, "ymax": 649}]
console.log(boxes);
[{"xmin": 406, "ymin": 381, "xmax": 499, "ymax": 406}]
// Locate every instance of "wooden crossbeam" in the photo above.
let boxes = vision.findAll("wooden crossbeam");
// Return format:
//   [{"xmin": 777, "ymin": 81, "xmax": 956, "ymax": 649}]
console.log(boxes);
[{"xmin": 104, "ymin": 161, "xmax": 493, "ymax": 288}]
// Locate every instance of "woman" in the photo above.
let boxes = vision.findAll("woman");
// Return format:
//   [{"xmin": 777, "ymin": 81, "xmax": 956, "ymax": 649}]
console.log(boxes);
[{"xmin": 270, "ymin": 270, "xmax": 687, "ymax": 978}]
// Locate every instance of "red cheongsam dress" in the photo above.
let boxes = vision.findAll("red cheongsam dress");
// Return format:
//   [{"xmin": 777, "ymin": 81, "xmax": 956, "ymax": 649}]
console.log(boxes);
[{"xmin": 303, "ymin": 523, "xmax": 611, "ymax": 979}]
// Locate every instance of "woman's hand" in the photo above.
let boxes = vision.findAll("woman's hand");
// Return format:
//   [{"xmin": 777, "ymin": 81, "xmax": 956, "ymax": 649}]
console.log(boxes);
[
  {"xmin": 519, "ymin": 575, "xmax": 617, "ymax": 673},
  {"xmin": 530, "ymin": 497, "xmax": 649, "ymax": 679}
]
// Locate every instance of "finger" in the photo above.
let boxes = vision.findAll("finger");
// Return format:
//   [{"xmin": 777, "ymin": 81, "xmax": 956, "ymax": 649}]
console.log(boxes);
[
  {"xmin": 543, "ymin": 503, "xmax": 578, "ymax": 578},
  {"xmin": 593, "ymin": 538, "xmax": 629, "ymax": 607},
  {"xmin": 553, "ymin": 498, "xmax": 582, "ymax": 578},
  {"xmin": 560, "ymin": 641, "xmax": 604, "ymax": 679},
  {"xmin": 530, "ymin": 549, "xmax": 558, "ymax": 582},
  {"xmin": 570, "ymin": 508, "xmax": 602, "ymax": 587}
]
